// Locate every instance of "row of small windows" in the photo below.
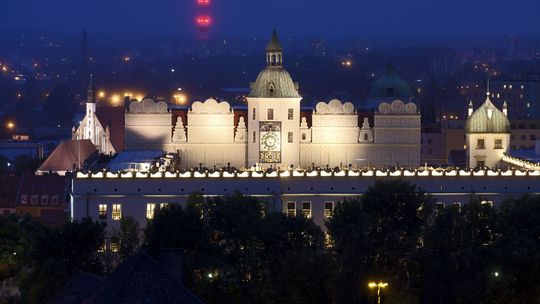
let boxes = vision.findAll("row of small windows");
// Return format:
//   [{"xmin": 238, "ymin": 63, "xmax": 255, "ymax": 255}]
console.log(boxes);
[
  {"xmin": 476, "ymin": 138, "xmax": 503, "ymax": 150},
  {"xmin": 510, "ymin": 134, "xmax": 536, "ymax": 141},
  {"xmin": 98, "ymin": 203, "xmax": 169, "ymax": 220},
  {"xmin": 285, "ymin": 201, "xmax": 334, "ymax": 219},
  {"xmin": 20, "ymin": 194, "xmax": 60, "ymax": 205},
  {"xmin": 252, "ymin": 108, "xmax": 295, "ymax": 120}
]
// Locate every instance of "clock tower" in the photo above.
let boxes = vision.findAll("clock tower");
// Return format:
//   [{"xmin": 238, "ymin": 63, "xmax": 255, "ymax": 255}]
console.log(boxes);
[{"xmin": 246, "ymin": 30, "xmax": 302, "ymax": 169}]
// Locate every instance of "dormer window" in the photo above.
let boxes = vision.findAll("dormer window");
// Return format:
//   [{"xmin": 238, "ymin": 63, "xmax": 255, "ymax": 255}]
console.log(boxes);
[{"xmin": 268, "ymin": 82, "xmax": 275, "ymax": 95}]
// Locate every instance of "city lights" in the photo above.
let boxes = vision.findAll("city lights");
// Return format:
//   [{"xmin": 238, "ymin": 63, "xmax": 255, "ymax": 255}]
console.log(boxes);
[
  {"xmin": 98, "ymin": 91, "xmax": 106, "ymax": 98},
  {"xmin": 7, "ymin": 121, "xmax": 15, "ymax": 129},
  {"xmin": 173, "ymin": 93, "xmax": 187, "ymax": 104},
  {"xmin": 368, "ymin": 281, "xmax": 388, "ymax": 304}
]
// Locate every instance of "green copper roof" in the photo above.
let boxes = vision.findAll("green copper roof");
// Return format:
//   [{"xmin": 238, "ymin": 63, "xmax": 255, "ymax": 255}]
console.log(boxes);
[
  {"xmin": 465, "ymin": 97, "xmax": 511, "ymax": 134},
  {"xmin": 248, "ymin": 68, "xmax": 301, "ymax": 98},
  {"xmin": 367, "ymin": 62, "xmax": 413, "ymax": 98}
]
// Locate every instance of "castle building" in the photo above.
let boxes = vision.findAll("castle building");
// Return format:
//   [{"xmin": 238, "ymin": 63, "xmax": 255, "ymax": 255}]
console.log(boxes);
[
  {"xmin": 121, "ymin": 30, "xmax": 421, "ymax": 169},
  {"xmin": 465, "ymin": 90, "xmax": 511, "ymax": 168}
]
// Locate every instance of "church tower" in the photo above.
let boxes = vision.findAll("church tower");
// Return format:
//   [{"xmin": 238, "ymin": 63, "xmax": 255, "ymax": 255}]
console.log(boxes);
[
  {"xmin": 246, "ymin": 30, "xmax": 302, "ymax": 169},
  {"xmin": 85, "ymin": 74, "xmax": 97, "ymax": 144}
]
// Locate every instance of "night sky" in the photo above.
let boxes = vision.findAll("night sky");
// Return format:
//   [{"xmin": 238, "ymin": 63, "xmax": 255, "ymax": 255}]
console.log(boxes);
[{"xmin": 1, "ymin": 0, "xmax": 540, "ymax": 37}]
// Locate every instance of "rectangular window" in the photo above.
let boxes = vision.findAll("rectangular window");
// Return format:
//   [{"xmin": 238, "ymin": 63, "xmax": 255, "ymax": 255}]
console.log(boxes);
[
  {"xmin": 99, "ymin": 204, "xmax": 108, "ymax": 220},
  {"xmin": 110, "ymin": 237, "xmax": 120, "ymax": 253},
  {"xmin": 160, "ymin": 203, "xmax": 169, "ymax": 209},
  {"xmin": 288, "ymin": 108, "xmax": 294, "ymax": 120},
  {"xmin": 252, "ymin": 108, "xmax": 256, "ymax": 120},
  {"xmin": 286, "ymin": 202, "xmax": 296, "ymax": 217},
  {"xmin": 112, "ymin": 204, "xmax": 122, "ymax": 220},
  {"xmin": 324, "ymin": 201, "xmax": 334, "ymax": 219},
  {"xmin": 494, "ymin": 139, "xmax": 503, "ymax": 149},
  {"xmin": 477, "ymin": 139, "xmax": 485, "ymax": 149},
  {"xmin": 288, "ymin": 132, "xmax": 293, "ymax": 143},
  {"xmin": 436, "ymin": 202, "xmax": 445, "ymax": 215},
  {"xmin": 147, "ymin": 203, "xmax": 156, "ymax": 220},
  {"xmin": 481, "ymin": 200, "xmax": 494, "ymax": 207},
  {"xmin": 252, "ymin": 131, "xmax": 256, "ymax": 143},
  {"xmin": 452, "ymin": 202, "xmax": 462, "ymax": 212},
  {"xmin": 267, "ymin": 108, "xmax": 274, "ymax": 120},
  {"xmin": 302, "ymin": 201, "xmax": 312, "ymax": 218}
]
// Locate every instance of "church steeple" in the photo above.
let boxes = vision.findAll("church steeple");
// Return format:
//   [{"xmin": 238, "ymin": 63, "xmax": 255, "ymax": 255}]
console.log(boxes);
[
  {"xmin": 266, "ymin": 30, "xmax": 283, "ymax": 68},
  {"xmin": 87, "ymin": 74, "xmax": 95, "ymax": 103}
]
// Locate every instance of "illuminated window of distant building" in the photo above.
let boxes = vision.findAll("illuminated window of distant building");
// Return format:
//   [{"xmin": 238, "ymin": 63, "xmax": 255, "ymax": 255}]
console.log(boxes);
[
  {"xmin": 99, "ymin": 204, "xmax": 107, "ymax": 220},
  {"xmin": 494, "ymin": 139, "xmax": 503, "ymax": 149},
  {"xmin": 267, "ymin": 108, "xmax": 274, "ymax": 120},
  {"xmin": 41, "ymin": 195, "xmax": 48, "ymax": 205},
  {"xmin": 286, "ymin": 202, "xmax": 296, "ymax": 217},
  {"xmin": 31, "ymin": 195, "xmax": 38, "ymax": 205},
  {"xmin": 509, "ymin": 85, "xmax": 513, "ymax": 89},
  {"xmin": 481, "ymin": 200, "xmax": 494, "ymax": 207},
  {"xmin": 97, "ymin": 239, "xmax": 106, "ymax": 253},
  {"xmin": 288, "ymin": 132, "xmax": 293, "ymax": 143},
  {"xmin": 288, "ymin": 108, "xmax": 293, "ymax": 120},
  {"xmin": 521, "ymin": 85, "xmax": 524, "ymax": 90},
  {"xmin": 503, "ymin": 84, "xmax": 507, "ymax": 89},
  {"xmin": 477, "ymin": 139, "xmax": 485, "ymax": 149},
  {"xmin": 252, "ymin": 108, "xmax": 256, "ymax": 120},
  {"xmin": 435, "ymin": 202, "xmax": 445, "ymax": 215},
  {"xmin": 51, "ymin": 195, "xmax": 59, "ymax": 205},
  {"xmin": 302, "ymin": 201, "xmax": 311, "ymax": 218},
  {"xmin": 112, "ymin": 204, "xmax": 122, "ymax": 220},
  {"xmin": 110, "ymin": 237, "xmax": 120, "ymax": 252},
  {"xmin": 324, "ymin": 201, "xmax": 334, "ymax": 219},
  {"xmin": 147, "ymin": 203, "xmax": 156, "ymax": 220},
  {"xmin": 452, "ymin": 202, "xmax": 461, "ymax": 212},
  {"xmin": 160, "ymin": 203, "xmax": 169, "ymax": 209},
  {"xmin": 20, "ymin": 194, "xmax": 27, "ymax": 204}
]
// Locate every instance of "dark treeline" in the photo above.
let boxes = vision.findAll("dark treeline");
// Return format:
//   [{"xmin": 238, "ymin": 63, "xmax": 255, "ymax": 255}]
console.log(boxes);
[{"xmin": 1, "ymin": 180, "xmax": 540, "ymax": 303}]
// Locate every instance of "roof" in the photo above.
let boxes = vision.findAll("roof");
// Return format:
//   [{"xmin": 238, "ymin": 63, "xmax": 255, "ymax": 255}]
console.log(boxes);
[
  {"xmin": 18, "ymin": 175, "xmax": 68, "ymax": 202},
  {"xmin": 49, "ymin": 272, "xmax": 104, "ymax": 304},
  {"xmin": 367, "ymin": 62, "xmax": 413, "ymax": 98},
  {"xmin": 52, "ymin": 252, "xmax": 204, "ymax": 304},
  {"xmin": 465, "ymin": 96, "xmax": 511, "ymax": 134},
  {"xmin": 95, "ymin": 106, "xmax": 125, "ymax": 152},
  {"xmin": 38, "ymin": 140, "xmax": 97, "ymax": 174},
  {"xmin": 266, "ymin": 29, "xmax": 282, "ymax": 52},
  {"xmin": 248, "ymin": 68, "xmax": 301, "ymax": 98}
]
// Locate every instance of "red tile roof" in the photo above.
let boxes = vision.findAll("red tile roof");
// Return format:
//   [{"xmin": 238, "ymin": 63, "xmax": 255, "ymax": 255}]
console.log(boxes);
[{"xmin": 96, "ymin": 106, "xmax": 125, "ymax": 152}]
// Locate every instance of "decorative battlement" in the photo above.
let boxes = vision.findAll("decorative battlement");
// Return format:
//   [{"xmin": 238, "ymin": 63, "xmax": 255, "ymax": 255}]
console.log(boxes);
[{"xmin": 75, "ymin": 167, "xmax": 540, "ymax": 179}]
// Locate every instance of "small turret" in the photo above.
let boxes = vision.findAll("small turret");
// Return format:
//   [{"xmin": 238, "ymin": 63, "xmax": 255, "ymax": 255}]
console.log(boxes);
[
  {"xmin": 468, "ymin": 101, "xmax": 474, "ymax": 117},
  {"xmin": 266, "ymin": 30, "xmax": 283, "ymax": 68},
  {"xmin": 502, "ymin": 101, "xmax": 508, "ymax": 116}
]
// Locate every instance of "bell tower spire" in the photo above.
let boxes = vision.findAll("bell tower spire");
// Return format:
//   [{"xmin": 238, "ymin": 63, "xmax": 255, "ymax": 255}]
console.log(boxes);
[
  {"xmin": 266, "ymin": 30, "xmax": 283, "ymax": 68},
  {"xmin": 87, "ymin": 74, "xmax": 95, "ymax": 103}
]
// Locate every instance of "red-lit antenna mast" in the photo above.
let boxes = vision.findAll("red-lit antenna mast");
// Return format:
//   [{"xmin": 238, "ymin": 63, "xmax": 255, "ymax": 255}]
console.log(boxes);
[{"xmin": 195, "ymin": 0, "xmax": 212, "ymax": 40}]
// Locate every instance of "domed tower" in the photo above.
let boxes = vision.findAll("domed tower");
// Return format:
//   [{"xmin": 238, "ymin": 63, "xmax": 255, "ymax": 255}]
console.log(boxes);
[
  {"xmin": 465, "ymin": 90, "xmax": 511, "ymax": 168},
  {"xmin": 246, "ymin": 30, "xmax": 302, "ymax": 169},
  {"xmin": 365, "ymin": 61, "xmax": 414, "ymax": 110}
]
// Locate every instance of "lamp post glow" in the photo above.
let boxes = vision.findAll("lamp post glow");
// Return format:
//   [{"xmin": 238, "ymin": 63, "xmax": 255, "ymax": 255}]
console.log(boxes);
[{"xmin": 368, "ymin": 281, "xmax": 388, "ymax": 304}]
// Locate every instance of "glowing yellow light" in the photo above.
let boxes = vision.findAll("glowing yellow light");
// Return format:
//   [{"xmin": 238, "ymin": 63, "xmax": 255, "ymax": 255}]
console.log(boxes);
[
  {"xmin": 135, "ymin": 94, "xmax": 144, "ymax": 101},
  {"xmin": 111, "ymin": 94, "xmax": 121, "ymax": 104},
  {"xmin": 2, "ymin": 66, "xmax": 7, "ymax": 72},
  {"xmin": 124, "ymin": 92, "xmax": 132, "ymax": 97},
  {"xmin": 368, "ymin": 281, "xmax": 388, "ymax": 288},
  {"xmin": 173, "ymin": 93, "xmax": 187, "ymax": 104},
  {"xmin": 7, "ymin": 122, "xmax": 15, "ymax": 129},
  {"xmin": 98, "ymin": 91, "xmax": 105, "ymax": 98}
]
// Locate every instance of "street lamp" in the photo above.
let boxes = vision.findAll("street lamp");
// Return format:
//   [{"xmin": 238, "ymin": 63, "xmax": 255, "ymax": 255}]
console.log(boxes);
[{"xmin": 368, "ymin": 281, "xmax": 388, "ymax": 304}]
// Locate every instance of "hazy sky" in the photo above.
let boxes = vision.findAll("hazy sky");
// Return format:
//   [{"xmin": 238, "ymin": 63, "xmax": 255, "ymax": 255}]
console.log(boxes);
[{"xmin": 1, "ymin": 0, "xmax": 539, "ymax": 37}]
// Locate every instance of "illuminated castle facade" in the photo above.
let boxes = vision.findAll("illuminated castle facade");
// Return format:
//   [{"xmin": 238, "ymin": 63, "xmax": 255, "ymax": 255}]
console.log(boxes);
[{"xmin": 121, "ymin": 30, "xmax": 421, "ymax": 169}]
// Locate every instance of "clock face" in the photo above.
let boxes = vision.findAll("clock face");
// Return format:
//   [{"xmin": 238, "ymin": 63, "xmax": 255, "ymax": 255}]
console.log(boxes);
[
  {"xmin": 259, "ymin": 121, "xmax": 281, "ymax": 163},
  {"xmin": 262, "ymin": 132, "xmax": 279, "ymax": 150}
]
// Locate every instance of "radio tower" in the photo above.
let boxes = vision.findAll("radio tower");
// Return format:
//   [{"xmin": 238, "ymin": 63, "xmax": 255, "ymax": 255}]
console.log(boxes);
[{"xmin": 195, "ymin": 0, "xmax": 212, "ymax": 41}]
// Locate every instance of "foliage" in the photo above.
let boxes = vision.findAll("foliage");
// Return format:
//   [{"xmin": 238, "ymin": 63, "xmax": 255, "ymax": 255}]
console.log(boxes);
[{"xmin": 114, "ymin": 216, "xmax": 141, "ymax": 261}]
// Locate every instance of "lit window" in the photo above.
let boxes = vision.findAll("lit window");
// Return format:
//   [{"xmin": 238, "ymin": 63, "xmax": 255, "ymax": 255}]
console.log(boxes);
[
  {"xmin": 110, "ymin": 237, "xmax": 119, "ymax": 252},
  {"xmin": 302, "ymin": 202, "xmax": 311, "ymax": 218},
  {"xmin": 324, "ymin": 201, "xmax": 334, "ymax": 219},
  {"xmin": 452, "ymin": 202, "xmax": 461, "ymax": 212},
  {"xmin": 99, "ymin": 204, "xmax": 107, "ymax": 220},
  {"xmin": 160, "ymin": 203, "xmax": 169, "ymax": 209},
  {"xmin": 494, "ymin": 139, "xmax": 503, "ymax": 149},
  {"xmin": 288, "ymin": 132, "xmax": 293, "ymax": 143},
  {"xmin": 288, "ymin": 108, "xmax": 293, "ymax": 120},
  {"xmin": 267, "ymin": 108, "xmax": 274, "ymax": 120},
  {"xmin": 477, "ymin": 139, "xmax": 485, "ymax": 149},
  {"xmin": 147, "ymin": 203, "xmax": 156, "ymax": 219},
  {"xmin": 481, "ymin": 200, "xmax": 494, "ymax": 207},
  {"xmin": 286, "ymin": 202, "xmax": 296, "ymax": 217},
  {"xmin": 436, "ymin": 202, "xmax": 445, "ymax": 215},
  {"xmin": 112, "ymin": 204, "xmax": 122, "ymax": 220}
]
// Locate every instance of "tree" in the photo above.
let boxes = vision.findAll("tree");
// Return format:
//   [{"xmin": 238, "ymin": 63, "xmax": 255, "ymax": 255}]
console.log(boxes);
[
  {"xmin": 327, "ymin": 180, "xmax": 432, "ymax": 304},
  {"xmin": 115, "ymin": 216, "xmax": 140, "ymax": 261},
  {"xmin": 42, "ymin": 85, "xmax": 77, "ymax": 126}
]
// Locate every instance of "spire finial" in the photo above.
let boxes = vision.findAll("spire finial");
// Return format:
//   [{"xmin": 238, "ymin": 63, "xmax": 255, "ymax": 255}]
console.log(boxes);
[{"xmin": 486, "ymin": 78, "xmax": 490, "ymax": 96}]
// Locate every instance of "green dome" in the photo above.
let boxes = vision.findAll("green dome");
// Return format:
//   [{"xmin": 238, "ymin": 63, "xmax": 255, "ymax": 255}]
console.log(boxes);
[
  {"xmin": 466, "ymin": 97, "xmax": 511, "ymax": 134},
  {"xmin": 248, "ymin": 68, "xmax": 301, "ymax": 98},
  {"xmin": 367, "ymin": 62, "xmax": 413, "ymax": 99}
]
